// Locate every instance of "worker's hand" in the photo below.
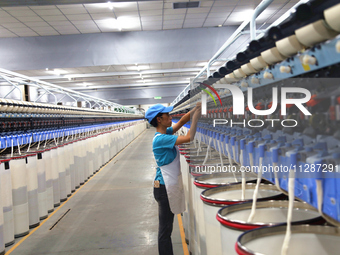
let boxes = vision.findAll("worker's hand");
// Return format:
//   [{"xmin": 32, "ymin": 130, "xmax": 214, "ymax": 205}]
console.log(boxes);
[
  {"xmin": 193, "ymin": 105, "xmax": 202, "ymax": 119},
  {"xmin": 193, "ymin": 102, "xmax": 201, "ymax": 112}
]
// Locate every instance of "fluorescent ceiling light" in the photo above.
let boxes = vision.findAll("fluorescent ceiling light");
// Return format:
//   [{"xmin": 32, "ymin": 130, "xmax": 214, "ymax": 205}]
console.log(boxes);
[
  {"xmin": 47, "ymin": 69, "xmax": 68, "ymax": 76},
  {"xmin": 256, "ymin": 9, "xmax": 273, "ymax": 21},
  {"xmin": 117, "ymin": 16, "xmax": 141, "ymax": 30},
  {"xmin": 212, "ymin": 62, "xmax": 224, "ymax": 66},
  {"xmin": 85, "ymin": 3, "xmax": 113, "ymax": 11},
  {"xmin": 137, "ymin": 64, "xmax": 149, "ymax": 70},
  {"xmin": 109, "ymin": 2, "xmax": 136, "ymax": 9},
  {"xmin": 107, "ymin": 1, "xmax": 113, "ymax": 10},
  {"xmin": 196, "ymin": 62, "xmax": 208, "ymax": 67},
  {"xmin": 127, "ymin": 64, "xmax": 148, "ymax": 71},
  {"xmin": 75, "ymin": 82, "xmax": 92, "ymax": 86},
  {"xmin": 228, "ymin": 10, "xmax": 254, "ymax": 23},
  {"xmin": 228, "ymin": 9, "xmax": 272, "ymax": 23},
  {"xmin": 65, "ymin": 74, "xmax": 77, "ymax": 79},
  {"xmin": 100, "ymin": 18, "xmax": 122, "ymax": 30}
]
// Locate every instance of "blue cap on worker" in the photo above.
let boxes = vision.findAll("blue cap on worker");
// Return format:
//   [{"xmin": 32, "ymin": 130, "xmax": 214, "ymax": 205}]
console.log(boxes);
[{"xmin": 145, "ymin": 104, "xmax": 174, "ymax": 123}]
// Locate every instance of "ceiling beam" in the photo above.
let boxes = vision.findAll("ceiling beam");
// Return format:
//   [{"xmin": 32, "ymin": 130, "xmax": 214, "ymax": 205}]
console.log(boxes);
[
  {"xmin": 63, "ymin": 80, "xmax": 189, "ymax": 90},
  {"xmin": 112, "ymin": 97, "xmax": 177, "ymax": 105},
  {"xmin": 47, "ymin": 73, "xmax": 196, "ymax": 85},
  {"xmin": 68, "ymin": 84, "xmax": 187, "ymax": 92},
  {"xmin": 32, "ymin": 68, "xmax": 204, "ymax": 80},
  {"xmin": 56, "ymin": 85, "xmax": 185, "ymax": 104},
  {"xmin": 0, "ymin": 0, "xmax": 159, "ymax": 7}
]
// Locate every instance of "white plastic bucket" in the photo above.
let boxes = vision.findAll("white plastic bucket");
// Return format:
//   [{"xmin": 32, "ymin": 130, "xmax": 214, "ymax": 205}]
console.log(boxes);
[
  {"xmin": 10, "ymin": 156, "xmax": 29, "ymax": 237},
  {"xmin": 25, "ymin": 153, "xmax": 40, "ymax": 228},
  {"xmin": 0, "ymin": 165, "xmax": 5, "ymax": 253},
  {"xmin": 98, "ymin": 134, "xmax": 105, "ymax": 167},
  {"xmin": 179, "ymin": 151, "xmax": 190, "ymax": 244},
  {"xmin": 75, "ymin": 139, "xmax": 85, "ymax": 183},
  {"xmin": 109, "ymin": 131, "xmax": 116, "ymax": 159},
  {"xmin": 85, "ymin": 137, "xmax": 94, "ymax": 179},
  {"xmin": 88, "ymin": 137, "xmax": 95, "ymax": 175},
  {"xmin": 68, "ymin": 142, "xmax": 76, "ymax": 192},
  {"xmin": 0, "ymin": 158, "xmax": 14, "ymax": 246},
  {"xmin": 187, "ymin": 164, "xmax": 208, "ymax": 255},
  {"xmin": 36, "ymin": 151, "xmax": 48, "ymax": 220},
  {"xmin": 194, "ymin": 172, "xmax": 258, "ymax": 255},
  {"xmin": 201, "ymin": 183, "xmax": 283, "ymax": 255},
  {"xmin": 73, "ymin": 142, "xmax": 81, "ymax": 188},
  {"xmin": 63, "ymin": 144, "xmax": 72, "ymax": 197},
  {"xmin": 79, "ymin": 139, "xmax": 88, "ymax": 183},
  {"xmin": 50, "ymin": 147, "xmax": 60, "ymax": 207},
  {"xmin": 218, "ymin": 201, "xmax": 323, "ymax": 255},
  {"xmin": 57, "ymin": 146, "xmax": 67, "ymax": 202},
  {"xmin": 93, "ymin": 136, "xmax": 100, "ymax": 172},
  {"xmin": 43, "ymin": 149, "xmax": 54, "ymax": 213},
  {"xmin": 236, "ymin": 225, "xmax": 340, "ymax": 255},
  {"xmin": 177, "ymin": 142, "xmax": 191, "ymax": 228},
  {"xmin": 103, "ymin": 133, "xmax": 110, "ymax": 164},
  {"xmin": 187, "ymin": 158, "xmax": 233, "ymax": 255}
]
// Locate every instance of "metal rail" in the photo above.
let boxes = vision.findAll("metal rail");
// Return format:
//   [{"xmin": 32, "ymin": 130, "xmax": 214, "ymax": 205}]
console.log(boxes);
[
  {"xmin": 250, "ymin": 0, "xmax": 274, "ymax": 40},
  {"xmin": 0, "ymin": 68, "xmax": 142, "ymax": 116},
  {"xmin": 171, "ymin": 0, "xmax": 308, "ymax": 107}
]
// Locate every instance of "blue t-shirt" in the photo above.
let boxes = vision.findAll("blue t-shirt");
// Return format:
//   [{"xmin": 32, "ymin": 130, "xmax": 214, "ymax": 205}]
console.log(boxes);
[{"xmin": 153, "ymin": 127, "xmax": 178, "ymax": 185}]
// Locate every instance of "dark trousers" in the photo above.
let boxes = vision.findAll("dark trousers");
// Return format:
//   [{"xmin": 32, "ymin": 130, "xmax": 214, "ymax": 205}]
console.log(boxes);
[{"xmin": 154, "ymin": 185, "xmax": 174, "ymax": 255}]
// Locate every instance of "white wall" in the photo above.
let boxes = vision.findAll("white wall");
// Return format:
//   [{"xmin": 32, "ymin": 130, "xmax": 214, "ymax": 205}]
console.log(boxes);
[
  {"xmin": 0, "ymin": 27, "xmax": 238, "ymax": 71},
  {"xmin": 0, "ymin": 85, "xmax": 23, "ymax": 100},
  {"xmin": 127, "ymin": 103, "xmax": 170, "ymax": 112},
  {"xmin": 30, "ymin": 87, "xmax": 49, "ymax": 103},
  {"xmin": 0, "ymin": 85, "xmax": 51, "ymax": 103}
]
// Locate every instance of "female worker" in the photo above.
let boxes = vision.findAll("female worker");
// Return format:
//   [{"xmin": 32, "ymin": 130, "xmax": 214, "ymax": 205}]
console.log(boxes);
[{"xmin": 145, "ymin": 102, "xmax": 201, "ymax": 255}]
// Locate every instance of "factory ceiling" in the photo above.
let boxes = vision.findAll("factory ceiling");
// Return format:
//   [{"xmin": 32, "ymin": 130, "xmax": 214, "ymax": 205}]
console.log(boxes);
[{"xmin": 0, "ymin": 0, "xmax": 299, "ymax": 107}]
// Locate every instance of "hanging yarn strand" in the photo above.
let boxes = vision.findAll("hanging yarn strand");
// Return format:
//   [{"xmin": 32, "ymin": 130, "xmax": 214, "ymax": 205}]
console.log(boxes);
[
  {"xmin": 0, "ymin": 140, "xmax": 5, "ymax": 154},
  {"xmin": 11, "ymin": 138, "xmax": 14, "ymax": 158},
  {"xmin": 226, "ymin": 142, "xmax": 234, "ymax": 166},
  {"xmin": 272, "ymin": 148, "xmax": 285, "ymax": 192},
  {"xmin": 217, "ymin": 139, "xmax": 224, "ymax": 168},
  {"xmin": 202, "ymin": 137, "xmax": 212, "ymax": 165},
  {"xmin": 247, "ymin": 156, "xmax": 263, "ymax": 222},
  {"xmin": 27, "ymin": 136, "xmax": 32, "ymax": 152},
  {"xmin": 316, "ymin": 179, "xmax": 323, "ymax": 215},
  {"xmin": 232, "ymin": 145, "xmax": 237, "ymax": 166},
  {"xmin": 247, "ymin": 144, "xmax": 265, "ymax": 222},
  {"xmin": 240, "ymin": 148, "xmax": 246, "ymax": 200},
  {"xmin": 17, "ymin": 137, "xmax": 21, "ymax": 155},
  {"xmin": 53, "ymin": 133, "xmax": 58, "ymax": 147},
  {"xmin": 197, "ymin": 132, "xmax": 202, "ymax": 156},
  {"xmin": 0, "ymin": 139, "xmax": 7, "ymax": 154},
  {"xmin": 281, "ymin": 155, "xmax": 296, "ymax": 255}
]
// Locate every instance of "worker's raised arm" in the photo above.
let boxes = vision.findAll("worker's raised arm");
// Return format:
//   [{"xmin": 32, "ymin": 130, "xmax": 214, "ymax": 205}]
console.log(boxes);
[
  {"xmin": 175, "ymin": 103, "xmax": 201, "ymax": 145},
  {"xmin": 172, "ymin": 102, "xmax": 201, "ymax": 134},
  {"xmin": 175, "ymin": 130, "xmax": 191, "ymax": 145}
]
